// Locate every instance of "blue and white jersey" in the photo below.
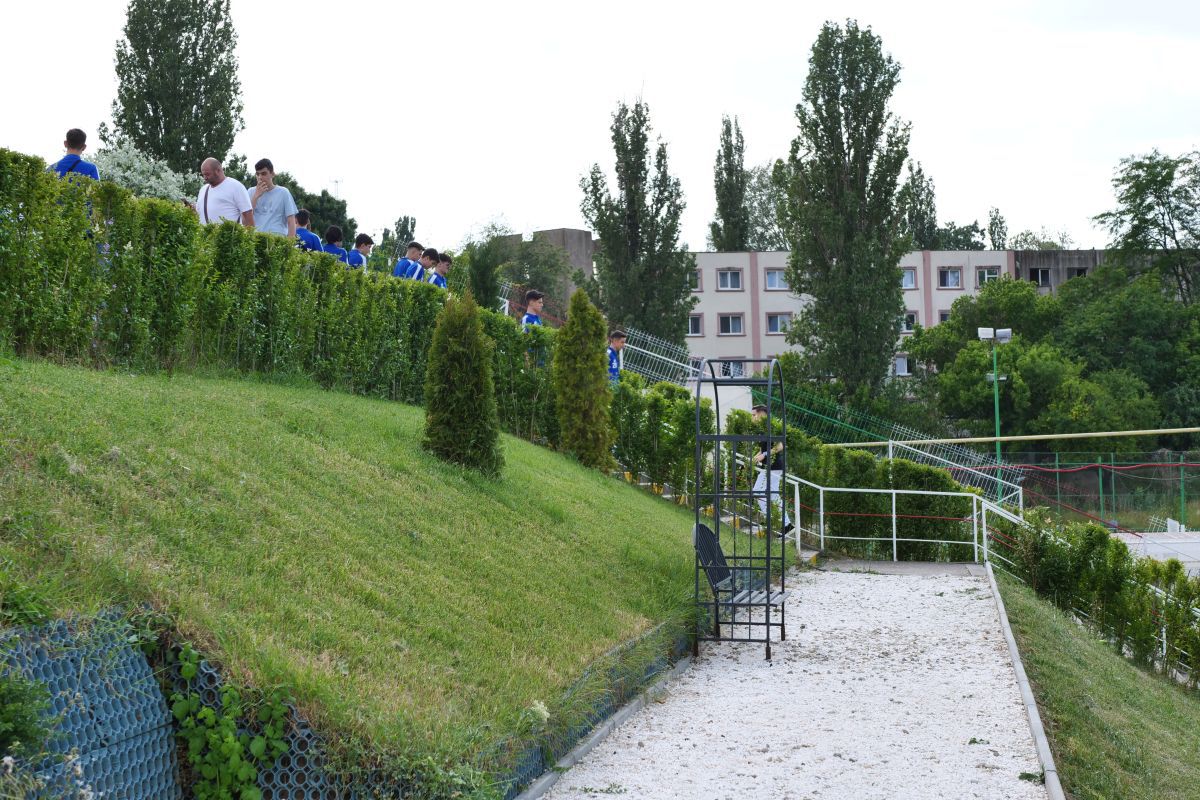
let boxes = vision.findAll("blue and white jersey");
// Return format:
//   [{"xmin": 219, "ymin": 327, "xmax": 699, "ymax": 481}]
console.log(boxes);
[
  {"xmin": 392, "ymin": 257, "xmax": 414, "ymax": 278},
  {"xmin": 322, "ymin": 243, "xmax": 348, "ymax": 264},
  {"xmin": 521, "ymin": 312, "xmax": 541, "ymax": 330},
  {"xmin": 607, "ymin": 346, "xmax": 621, "ymax": 382},
  {"xmin": 296, "ymin": 228, "xmax": 323, "ymax": 252},
  {"xmin": 408, "ymin": 263, "xmax": 426, "ymax": 282},
  {"xmin": 427, "ymin": 271, "xmax": 447, "ymax": 289},
  {"xmin": 51, "ymin": 154, "xmax": 99, "ymax": 181},
  {"xmin": 346, "ymin": 250, "xmax": 367, "ymax": 269}
]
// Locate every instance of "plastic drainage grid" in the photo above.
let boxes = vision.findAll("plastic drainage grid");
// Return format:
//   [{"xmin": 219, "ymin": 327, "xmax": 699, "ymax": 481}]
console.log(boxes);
[{"xmin": 0, "ymin": 614, "xmax": 180, "ymax": 800}]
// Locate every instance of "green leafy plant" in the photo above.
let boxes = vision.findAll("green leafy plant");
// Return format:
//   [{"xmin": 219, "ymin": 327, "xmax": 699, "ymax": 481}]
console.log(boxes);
[
  {"xmin": 0, "ymin": 668, "xmax": 50, "ymax": 758},
  {"xmin": 552, "ymin": 290, "xmax": 614, "ymax": 470}
]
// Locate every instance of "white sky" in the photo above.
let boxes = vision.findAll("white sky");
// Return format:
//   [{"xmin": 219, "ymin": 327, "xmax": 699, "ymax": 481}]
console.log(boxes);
[{"xmin": 3, "ymin": 0, "xmax": 1198, "ymax": 251}]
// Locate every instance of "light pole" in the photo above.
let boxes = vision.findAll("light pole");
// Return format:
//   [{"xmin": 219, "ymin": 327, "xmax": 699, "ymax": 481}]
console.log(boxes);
[{"xmin": 978, "ymin": 327, "xmax": 1012, "ymax": 501}]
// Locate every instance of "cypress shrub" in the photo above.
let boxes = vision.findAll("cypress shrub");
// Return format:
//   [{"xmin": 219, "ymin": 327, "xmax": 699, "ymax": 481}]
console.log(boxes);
[
  {"xmin": 552, "ymin": 289, "xmax": 614, "ymax": 470},
  {"xmin": 422, "ymin": 291, "xmax": 503, "ymax": 476},
  {"xmin": 611, "ymin": 372, "xmax": 649, "ymax": 478}
]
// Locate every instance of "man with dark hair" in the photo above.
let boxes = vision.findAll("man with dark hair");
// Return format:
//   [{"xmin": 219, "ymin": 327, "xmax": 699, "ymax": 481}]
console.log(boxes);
[
  {"xmin": 294, "ymin": 209, "xmax": 323, "ymax": 252},
  {"xmin": 408, "ymin": 247, "xmax": 439, "ymax": 282},
  {"xmin": 347, "ymin": 233, "xmax": 374, "ymax": 269},
  {"xmin": 249, "ymin": 158, "xmax": 297, "ymax": 237},
  {"xmin": 607, "ymin": 330, "xmax": 627, "ymax": 384},
  {"xmin": 322, "ymin": 225, "xmax": 348, "ymax": 263},
  {"xmin": 188, "ymin": 158, "xmax": 253, "ymax": 227},
  {"xmin": 392, "ymin": 241, "xmax": 423, "ymax": 278},
  {"xmin": 522, "ymin": 290, "xmax": 545, "ymax": 330},
  {"xmin": 426, "ymin": 252, "xmax": 451, "ymax": 289},
  {"xmin": 750, "ymin": 404, "xmax": 793, "ymax": 537},
  {"xmin": 51, "ymin": 128, "xmax": 100, "ymax": 180}
]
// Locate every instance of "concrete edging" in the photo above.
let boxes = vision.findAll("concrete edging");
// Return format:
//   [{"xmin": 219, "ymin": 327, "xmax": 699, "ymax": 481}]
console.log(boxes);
[
  {"xmin": 985, "ymin": 562, "xmax": 1067, "ymax": 800},
  {"xmin": 514, "ymin": 655, "xmax": 694, "ymax": 800}
]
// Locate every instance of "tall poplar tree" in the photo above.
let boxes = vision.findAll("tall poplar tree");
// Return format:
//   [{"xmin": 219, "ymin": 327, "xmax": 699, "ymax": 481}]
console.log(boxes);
[
  {"xmin": 580, "ymin": 100, "xmax": 696, "ymax": 346},
  {"xmin": 709, "ymin": 116, "xmax": 750, "ymax": 251},
  {"xmin": 110, "ymin": 0, "xmax": 244, "ymax": 173},
  {"xmin": 897, "ymin": 162, "xmax": 937, "ymax": 249},
  {"xmin": 775, "ymin": 20, "xmax": 910, "ymax": 396}
]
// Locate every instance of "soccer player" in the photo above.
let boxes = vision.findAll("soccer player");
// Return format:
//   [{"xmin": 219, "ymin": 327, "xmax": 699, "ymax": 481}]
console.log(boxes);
[
  {"xmin": 51, "ymin": 128, "xmax": 100, "ymax": 180},
  {"xmin": 392, "ymin": 241, "xmax": 423, "ymax": 278},
  {"xmin": 522, "ymin": 290, "xmax": 545, "ymax": 330},
  {"xmin": 607, "ymin": 330, "xmax": 627, "ymax": 384},
  {"xmin": 322, "ymin": 226, "xmax": 348, "ymax": 263},
  {"xmin": 408, "ymin": 247, "xmax": 438, "ymax": 282},
  {"xmin": 751, "ymin": 403, "xmax": 794, "ymax": 537},
  {"xmin": 294, "ymin": 209, "xmax": 323, "ymax": 252},
  {"xmin": 347, "ymin": 233, "xmax": 374, "ymax": 269},
  {"xmin": 426, "ymin": 252, "xmax": 451, "ymax": 289}
]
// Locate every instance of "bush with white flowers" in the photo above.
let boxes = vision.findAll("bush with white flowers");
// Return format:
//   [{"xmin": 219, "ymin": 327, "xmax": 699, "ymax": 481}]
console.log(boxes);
[{"xmin": 93, "ymin": 140, "xmax": 191, "ymax": 201}]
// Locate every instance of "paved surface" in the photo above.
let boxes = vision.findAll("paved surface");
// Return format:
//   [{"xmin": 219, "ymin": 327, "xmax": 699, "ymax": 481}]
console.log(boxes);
[
  {"xmin": 542, "ymin": 569, "xmax": 1046, "ymax": 800},
  {"xmin": 1115, "ymin": 532, "xmax": 1200, "ymax": 575}
]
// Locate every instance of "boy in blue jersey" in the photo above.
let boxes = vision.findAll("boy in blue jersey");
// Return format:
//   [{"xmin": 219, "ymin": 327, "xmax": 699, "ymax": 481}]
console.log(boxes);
[
  {"xmin": 408, "ymin": 248, "xmax": 438, "ymax": 282},
  {"xmin": 322, "ymin": 225, "xmax": 349, "ymax": 263},
  {"xmin": 392, "ymin": 241, "xmax": 423, "ymax": 278},
  {"xmin": 427, "ymin": 253, "xmax": 451, "ymax": 289},
  {"xmin": 607, "ymin": 330, "xmax": 627, "ymax": 384},
  {"xmin": 347, "ymin": 233, "xmax": 374, "ymax": 269},
  {"xmin": 295, "ymin": 209, "xmax": 323, "ymax": 251},
  {"xmin": 521, "ymin": 290, "xmax": 544, "ymax": 330},
  {"xmin": 51, "ymin": 129, "xmax": 100, "ymax": 181}
]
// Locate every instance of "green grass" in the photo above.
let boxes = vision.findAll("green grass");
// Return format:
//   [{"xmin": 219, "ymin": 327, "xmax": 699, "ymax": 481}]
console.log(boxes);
[
  {"xmin": 0, "ymin": 356, "xmax": 700, "ymax": 763},
  {"xmin": 998, "ymin": 576, "xmax": 1200, "ymax": 799}
]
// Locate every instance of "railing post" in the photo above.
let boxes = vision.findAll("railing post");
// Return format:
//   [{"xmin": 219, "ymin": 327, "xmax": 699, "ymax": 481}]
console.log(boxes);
[
  {"xmin": 972, "ymin": 496, "xmax": 979, "ymax": 563},
  {"xmin": 891, "ymin": 489, "xmax": 898, "ymax": 562},
  {"xmin": 819, "ymin": 488, "xmax": 826, "ymax": 550},
  {"xmin": 983, "ymin": 504, "xmax": 990, "ymax": 562},
  {"xmin": 887, "ymin": 440, "xmax": 894, "ymax": 461},
  {"xmin": 794, "ymin": 481, "xmax": 801, "ymax": 545}
]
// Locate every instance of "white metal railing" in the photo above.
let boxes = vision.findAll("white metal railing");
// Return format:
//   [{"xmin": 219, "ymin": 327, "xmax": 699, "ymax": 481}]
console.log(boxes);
[{"xmin": 888, "ymin": 440, "xmax": 1024, "ymax": 511}]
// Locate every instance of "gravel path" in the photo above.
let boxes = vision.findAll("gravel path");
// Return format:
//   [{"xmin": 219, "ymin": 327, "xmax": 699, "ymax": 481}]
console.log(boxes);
[{"xmin": 542, "ymin": 569, "xmax": 1047, "ymax": 800}]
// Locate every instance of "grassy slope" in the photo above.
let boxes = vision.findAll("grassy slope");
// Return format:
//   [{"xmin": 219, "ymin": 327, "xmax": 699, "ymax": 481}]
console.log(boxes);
[
  {"xmin": 0, "ymin": 357, "xmax": 696, "ymax": 757},
  {"xmin": 998, "ymin": 576, "xmax": 1200, "ymax": 800}
]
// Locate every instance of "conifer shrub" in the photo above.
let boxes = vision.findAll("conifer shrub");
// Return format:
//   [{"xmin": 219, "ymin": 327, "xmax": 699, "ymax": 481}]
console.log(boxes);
[
  {"xmin": 422, "ymin": 291, "xmax": 503, "ymax": 476},
  {"xmin": 552, "ymin": 289, "xmax": 614, "ymax": 470}
]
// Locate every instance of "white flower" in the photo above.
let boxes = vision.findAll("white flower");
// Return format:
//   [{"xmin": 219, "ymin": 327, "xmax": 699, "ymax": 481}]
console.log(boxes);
[
  {"xmin": 2, "ymin": 755, "xmax": 14, "ymax": 775},
  {"xmin": 529, "ymin": 700, "xmax": 550, "ymax": 724}
]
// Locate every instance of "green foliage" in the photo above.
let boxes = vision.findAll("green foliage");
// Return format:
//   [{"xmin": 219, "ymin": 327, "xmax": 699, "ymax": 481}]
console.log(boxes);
[
  {"xmin": 110, "ymin": 0, "xmax": 244, "ymax": 173},
  {"xmin": 1008, "ymin": 227, "xmax": 1073, "ymax": 250},
  {"xmin": 709, "ymin": 116, "xmax": 749, "ymax": 251},
  {"xmin": 553, "ymin": 290, "xmax": 614, "ymax": 470},
  {"xmin": 935, "ymin": 220, "xmax": 985, "ymax": 250},
  {"xmin": 898, "ymin": 161, "xmax": 937, "ymax": 250},
  {"xmin": 501, "ymin": 233, "xmax": 575, "ymax": 307},
  {"xmin": 580, "ymin": 100, "xmax": 697, "ymax": 346},
  {"xmin": 423, "ymin": 293, "xmax": 504, "ymax": 476},
  {"xmin": 0, "ymin": 668, "xmax": 49, "ymax": 757},
  {"xmin": 273, "ymin": 172, "xmax": 356, "ymax": 243},
  {"xmin": 775, "ymin": 19, "xmax": 910, "ymax": 395},
  {"xmin": 171, "ymin": 644, "xmax": 289, "ymax": 800},
  {"xmin": 609, "ymin": 376, "xmax": 713, "ymax": 492},
  {"xmin": 482, "ymin": 311, "xmax": 558, "ymax": 444},
  {"xmin": 745, "ymin": 163, "xmax": 789, "ymax": 251},
  {"xmin": 987, "ymin": 207, "xmax": 1007, "ymax": 250},
  {"xmin": 461, "ymin": 232, "xmax": 510, "ymax": 310}
]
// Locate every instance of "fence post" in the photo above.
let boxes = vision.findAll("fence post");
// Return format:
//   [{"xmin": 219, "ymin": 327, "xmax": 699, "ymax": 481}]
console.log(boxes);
[
  {"xmin": 819, "ymin": 488, "xmax": 826, "ymax": 550},
  {"xmin": 891, "ymin": 489, "xmax": 898, "ymax": 562},
  {"xmin": 794, "ymin": 481, "xmax": 801, "ymax": 546},
  {"xmin": 982, "ymin": 504, "xmax": 990, "ymax": 562},
  {"xmin": 1098, "ymin": 463, "xmax": 1106, "ymax": 523},
  {"xmin": 972, "ymin": 496, "xmax": 979, "ymax": 563},
  {"xmin": 887, "ymin": 440, "xmax": 894, "ymax": 461},
  {"xmin": 1181, "ymin": 452, "xmax": 1188, "ymax": 532}
]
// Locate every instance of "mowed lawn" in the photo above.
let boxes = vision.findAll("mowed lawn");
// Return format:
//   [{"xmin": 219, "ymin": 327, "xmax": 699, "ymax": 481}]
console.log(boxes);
[
  {"xmin": 998, "ymin": 576, "xmax": 1200, "ymax": 800},
  {"xmin": 0, "ymin": 357, "xmax": 695, "ymax": 756}
]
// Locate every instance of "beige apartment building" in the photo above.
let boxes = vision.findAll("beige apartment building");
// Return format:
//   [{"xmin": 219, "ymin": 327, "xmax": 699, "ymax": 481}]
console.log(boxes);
[{"xmin": 687, "ymin": 249, "xmax": 1107, "ymax": 377}]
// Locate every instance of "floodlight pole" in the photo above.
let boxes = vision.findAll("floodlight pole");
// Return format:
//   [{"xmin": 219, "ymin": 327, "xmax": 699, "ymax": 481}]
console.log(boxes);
[{"xmin": 991, "ymin": 340, "xmax": 1002, "ymax": 502}]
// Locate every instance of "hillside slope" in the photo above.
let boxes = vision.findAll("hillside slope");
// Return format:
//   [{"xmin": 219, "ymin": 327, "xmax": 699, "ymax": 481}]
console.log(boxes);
[{"xmin": 0, "ymin": 357, "xmax": 695, "ymax": 760}]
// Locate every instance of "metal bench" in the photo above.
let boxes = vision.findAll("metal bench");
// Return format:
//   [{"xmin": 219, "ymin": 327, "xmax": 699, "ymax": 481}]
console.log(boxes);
[{"xmin": 694, "ymin": 523, "xmax": 787, "ymax": 657}]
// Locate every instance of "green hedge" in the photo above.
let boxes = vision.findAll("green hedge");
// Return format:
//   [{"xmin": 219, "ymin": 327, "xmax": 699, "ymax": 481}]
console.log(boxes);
[{"xmin": 0, "ymin": 147, "xmax": 556, "ymax": 443}]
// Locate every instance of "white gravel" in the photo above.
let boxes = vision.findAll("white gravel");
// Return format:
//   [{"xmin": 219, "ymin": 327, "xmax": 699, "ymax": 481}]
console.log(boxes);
[{"xmin": 542, "ymin": 569, "xmax": 1047, "ymax": 800}]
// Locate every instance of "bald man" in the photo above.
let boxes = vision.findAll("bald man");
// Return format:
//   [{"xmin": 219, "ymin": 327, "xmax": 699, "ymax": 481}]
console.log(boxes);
[{"xmin": 186, "ymin": 157, "xmax": 254, "ymax": 227}]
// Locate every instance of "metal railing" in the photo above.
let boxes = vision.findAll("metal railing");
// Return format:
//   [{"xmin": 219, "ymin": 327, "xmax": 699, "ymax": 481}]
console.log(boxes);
[{"xmin": 888, "ymin": 440, "xmax": 1024, "ymax": 511}]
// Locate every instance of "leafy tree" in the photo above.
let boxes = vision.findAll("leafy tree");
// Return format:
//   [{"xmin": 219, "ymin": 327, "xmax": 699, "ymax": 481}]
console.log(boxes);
[
  {"xmin": 422, "ymin": 292, "xmax": 503, "ymax": 476},
  {"xmin": 580, "ymin": 100, "xmax": 697, "ymax": 345},
  {"xmin": 897, "ymin": 162, "xmax": 937, "ymax": 249},
  {"xmin": 987, "ymin": 207, "xmax": 1007, "ymax": 249},
  {"xmin": 745, "ymin": 162, "xmax": 789, "ymax": 251},
  {"xmin": 552, "ymin": 289, "xmax": 614, "ymax": 470},
  {"xmin": 92, "ymin": 140, "xmax": 190, "ymax": 200},
  {"xmin": 502, "ymin": 233, "xmax": 575, "ymax": 305},
  {"xmin": 709, "ymin": 115, "xmax": 750, "ymax": 251},
  {"xmin": 1094, "ymin": 149, "xmax": 1200, "ymax": 303},
  {"xmin": 376, "ymin": 215, "xmax": 417, "ymax": 264},
  {"xmin": 461, "ymin": 234, "xmax": 510, "ymax": 310},
  {"xmin": 109, "ymin": 0, "xmax": 244, "ymax": 173},
  {"xmin": 1009, "ymin": 227, "xmax": 1074, "ymax": 250},
  {"xmin": 935, "ymin": 220, "xmax": 985, "ymax": 250},
  {"xmin": 774, "ymin": 19, "xmax": 910, "ymax": 396},
  {"xmin": 273, "ymin": 173, "xmax": 356, "ymax": 242}
]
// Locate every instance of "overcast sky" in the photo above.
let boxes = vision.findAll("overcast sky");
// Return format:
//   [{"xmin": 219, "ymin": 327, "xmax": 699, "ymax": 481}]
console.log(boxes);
[{"xmin": 3, "ymin": 1, "xmax": 1198, "ymax": 252}]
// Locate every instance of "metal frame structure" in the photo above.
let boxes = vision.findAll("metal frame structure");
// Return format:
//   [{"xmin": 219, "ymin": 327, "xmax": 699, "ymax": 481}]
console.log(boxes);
[{"xmin": 693, "ymin": 358, "xmax": 788, "ymax": 659}]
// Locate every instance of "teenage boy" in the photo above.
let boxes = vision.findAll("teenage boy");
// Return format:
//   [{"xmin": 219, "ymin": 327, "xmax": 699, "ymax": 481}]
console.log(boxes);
[
  {"xmin": 751, "ymin": 404, "xmax": 794, "ymax": 537},
  {"xmin": 392, "ymin": 241, "xmax": 423, "ymax": 278},
  {"xmin": 607, "ymin": 330, "xmax": 627, "ymax": 384},
  {"xmin": 249, "ymin": 158, "xmax": 297, "ymax": 237},
  {"xmin": 347, "ymin": 233, "xmax": 374, "ymax": 269},
  {"xmin": 189, "ymin": 158, "xmax": 254, "ymax": 227},
  {"xmin": 323, "ymin": 225, "xmax": 349, "ymax": 263},
  {"xmin": 426, "ymin": 253, "xmax": 451, "ymax": 289},
  {"xmin": 408, "ymin": 247, "xmax": 438, "ymax": 282},
  {"xmin": 295, "ymin": 209, "xmax": 323, "ymax": 252},
  {"xmin": 522, "ymin": 290, "xmax": 545, "ymax": 330},
  {"xmin": 51, "ymin": 128, "xmax": 100, "ymax": 180}
]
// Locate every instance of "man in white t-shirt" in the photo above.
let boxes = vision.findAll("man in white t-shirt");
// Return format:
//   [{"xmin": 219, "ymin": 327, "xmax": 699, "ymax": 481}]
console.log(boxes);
[{"xmin": 186, "ymin": 158, "xmax": 254, "ymax": 227}]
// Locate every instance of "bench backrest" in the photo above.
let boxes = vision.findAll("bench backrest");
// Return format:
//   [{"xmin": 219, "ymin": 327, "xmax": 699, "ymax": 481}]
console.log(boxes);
[{"xmin": 694, "ymin": 523, "xmax": 733, "ymax": 591}]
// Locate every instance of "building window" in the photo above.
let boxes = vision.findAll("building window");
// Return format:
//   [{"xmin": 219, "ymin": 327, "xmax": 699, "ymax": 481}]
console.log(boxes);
[
  {"xmin": 717, "ymin": 269, "xmax": 743, "ymax": 290},
  {"xmin": 718, "ymin": 314, "xmax": 744, "ymax": 335},
  {"xmin": 938, "ymin": 267, "xmax": 963, "ymax": 289},
  {"xmin": 938, "ymin": 310, "xmax": 951, "ymax": 323},
  {"xmin": 902, "ymin": 312, "xmax": 917, "ymax": 333},
  {"xmin": 687, "ymin": 314, "xmax": 702, "ymax": 337},
  {"xmin": 1073, "ymin": 267, "xmax": 1088, "ymax": 279},
  {"xmin": 977, "ymin": 267, "xmax": 1000, "ymax": 285},
  {"xmin": 901, "ymin": 268, "xmax": 917, "ymax": 289},
  {"xmin": 765, "ymin": 269, "xmax": 789, "ymax": 290},
  {"xmin": 689, "ymin": 269, "xmax": 702, "ymax": 292},
  {"xmin": 766, "ymin": 313, "xmax": 791, "ymax": 335},
  {"xmin": 721, "ymin": 360, "xmax": 746, "ymax": 377},
  {"xmin": 895, "ymin": 355, "xmax": 911, "ymax": 377},
  {"xmin": 1030, "ymin": 268, "xmax": 1051, "ymax": 287}
]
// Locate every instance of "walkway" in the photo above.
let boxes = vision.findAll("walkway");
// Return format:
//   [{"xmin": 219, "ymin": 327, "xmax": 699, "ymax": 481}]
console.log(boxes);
[{"xmin": 541, "ymin": 565, "xmax": 1047, "ymax": 800}]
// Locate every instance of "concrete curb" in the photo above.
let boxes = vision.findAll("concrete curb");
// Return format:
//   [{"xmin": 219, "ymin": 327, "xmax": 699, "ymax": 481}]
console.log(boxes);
[
  {"xmin": 985, "ymin": 562, "xmax": 1067, "ymax": 800},
  {"xmin": 514, "ymin": 655, "xmax": 694, "ymax": 800}
]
